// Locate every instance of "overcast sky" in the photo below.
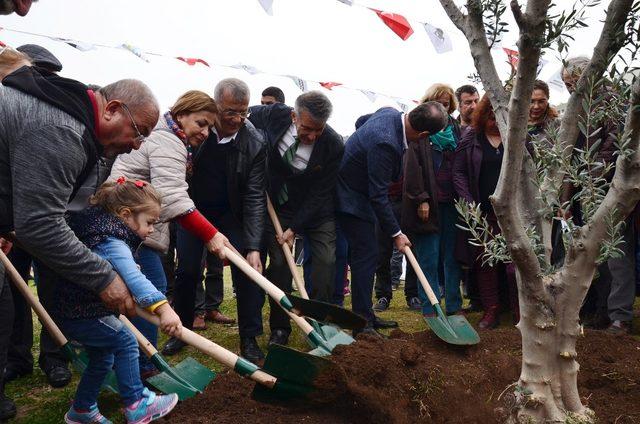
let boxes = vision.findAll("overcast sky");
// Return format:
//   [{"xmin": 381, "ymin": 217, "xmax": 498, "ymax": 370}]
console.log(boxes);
[{"xmin": 1, "ymin": 0, "xmax": 608, "ymax": 135}]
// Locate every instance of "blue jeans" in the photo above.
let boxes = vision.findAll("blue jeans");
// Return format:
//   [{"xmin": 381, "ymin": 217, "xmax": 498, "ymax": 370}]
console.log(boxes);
[
  {"xmin": 413, "ymin": 203, "xmax": 462, "ymax": 315},
  {"xmin": 303, "ymin": 219, "xmax": 349, "ymax": 306},
  {"xmin": 132, "ymin": 246, "xmax": 167, "ymax": 373},
  {"xmin": 62, "ymin": 315, "xmax": 144, "ymax": 408}
]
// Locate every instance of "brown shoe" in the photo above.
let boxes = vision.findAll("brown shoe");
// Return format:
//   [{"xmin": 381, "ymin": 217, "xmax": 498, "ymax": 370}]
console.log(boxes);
[
  {"xmin": 193, "ymin": 314, "xmax": 207, "ymax": 330},
  {"xmin": 205, "ymin": 309, "xmax": 236, "ymax": 324}
]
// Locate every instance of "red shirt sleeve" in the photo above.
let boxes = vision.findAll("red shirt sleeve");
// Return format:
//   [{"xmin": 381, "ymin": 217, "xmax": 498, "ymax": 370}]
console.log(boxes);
[{"xmin": 176, "ymin": 210, "xmax": 218, "ymax": 242}]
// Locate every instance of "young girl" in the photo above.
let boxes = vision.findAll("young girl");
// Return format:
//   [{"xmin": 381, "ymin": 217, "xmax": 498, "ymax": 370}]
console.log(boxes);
[{"xmin": 57, "ymin": 178, "xmax": 182, "ymax": 424}]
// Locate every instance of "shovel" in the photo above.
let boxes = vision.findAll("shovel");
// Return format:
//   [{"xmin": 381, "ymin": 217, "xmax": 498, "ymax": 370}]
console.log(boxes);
[
  {"xmin": 134, "ymin": 306, "xmax": 343, "ymax": 402},
  {"xmin": 0, "ymin": 249, "xmax": 119, "ymax": 393},
  {"xmin": 118, "ymin": 314, "xmax": 214, "ymax": 400},
  {"xmin": 265, "ymin": 195, "xmax": 359, "ymax": 348},
  {"xmin": 403, "ymin": 247, "xmax": 480, "ymax": 346},
  {"xmin": 224, "ymin": 245, "xmax": 353, "ymax": 356}
]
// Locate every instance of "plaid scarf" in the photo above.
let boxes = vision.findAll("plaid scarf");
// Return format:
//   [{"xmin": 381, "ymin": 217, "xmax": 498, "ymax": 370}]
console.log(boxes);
[{"xmin": 164, "ymin": 111, "xmax": 193, "ymax": 177}]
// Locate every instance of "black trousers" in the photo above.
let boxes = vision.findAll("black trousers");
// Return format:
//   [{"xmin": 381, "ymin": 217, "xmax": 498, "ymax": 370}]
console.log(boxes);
[
  {"xmin": 195, "ymin": 253, "xmax": 224, "ymax": 314},
  {"xmin": 173, "ymin": 211, "xmax": 265, "ymax": 338},
  {"xmin": 0, "ymin": 265, "xmax": 14, "ymax": 390},
  {"xmin": 8, "ymin": 247, "xmax": 66, "ymax": 372}
]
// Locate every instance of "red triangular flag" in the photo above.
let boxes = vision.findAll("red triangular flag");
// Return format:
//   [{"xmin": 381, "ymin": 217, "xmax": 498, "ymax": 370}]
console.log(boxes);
[
  {"xmin": 370, "ymin": 8, "xmax": 414, "ymax": 41},
  {"xmin": 320, "ymin": 81, "xmax": 342, "ymax": 90},
  {"xmin": 502, "ymin": 47, "xmax": 519, "ymax": 70},
  {"xmin": 176, "ymin": 57, "xmax": 210, "ymax": 67}
]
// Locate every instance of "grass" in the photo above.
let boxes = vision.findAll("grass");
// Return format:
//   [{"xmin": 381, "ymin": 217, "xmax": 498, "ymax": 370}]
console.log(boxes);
[{"xmin": 5, "ymin": 271, "xmax": 640, "ymax": 423}]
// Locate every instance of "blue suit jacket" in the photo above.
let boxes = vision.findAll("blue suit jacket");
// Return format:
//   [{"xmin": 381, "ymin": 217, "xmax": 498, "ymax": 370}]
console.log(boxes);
[{"xmin": 336, "ymin": 107, "xmax": 405, "ymax": 236}]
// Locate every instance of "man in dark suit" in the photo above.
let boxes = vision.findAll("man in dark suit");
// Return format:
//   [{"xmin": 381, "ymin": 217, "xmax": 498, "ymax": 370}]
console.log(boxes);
[
  {"xmin": 336, "ymin": 102, "xmax": 448, "ymax": 336},
  {"xmin": 249, "ymin": 91, "xmax": 344, "ymax": 346}
]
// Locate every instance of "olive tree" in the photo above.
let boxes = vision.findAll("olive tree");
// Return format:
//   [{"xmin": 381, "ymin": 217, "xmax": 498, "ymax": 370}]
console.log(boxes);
[{"xmin": 439, "ymin": 0, "xmax": 640, "ymax": 422}]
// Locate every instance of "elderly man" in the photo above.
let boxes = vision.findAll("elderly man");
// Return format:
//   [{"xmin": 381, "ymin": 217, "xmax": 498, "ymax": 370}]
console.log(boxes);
[
  {"xmin": 455, "ymin": 84, "xmax": 479, "ymax": 129},
  {"xmin": 163, "ymin": 78, "xmax": 267, "ymax": 364},
  {"xmin": 249, "ymin": 91, "xmax": 343, "ymax": 346},
  {"xmin": 336, "ymin": 102, "xmax": 448, "ymax": 336},
  {"xmin": 0, "ymin": 66, "xmax": 158, "ymax": 420}
]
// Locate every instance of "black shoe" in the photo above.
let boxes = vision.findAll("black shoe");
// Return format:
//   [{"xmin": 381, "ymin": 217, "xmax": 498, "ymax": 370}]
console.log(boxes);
[
  {"xmin": 3, "ymin": 366, "xmax": 32, "ymax": 383},
  {"xmin": 373, "ymin": 316, "xmax": 398, "ymax": 329},
  {"xmin": 0, "ymin": 394, "xmax": 16, "ymax": 421},
  {"xmin": 43, "ymin": 365, "xmax": 71, "ymax": 388},
  {"xmin": 372, "ymin": 297, "xmax": 390, "ymax": 312},
  {"xmin": 352, "ymin": 325, "xmax": 384, "ymax": 338},
  {"xmin": 268, "ymin": 328, "xmax": 290, "ymax": 346},
  {"xmin": 406, "ymin": 297, "xmax": 422, "ymax": 311},
  {"xmin": 240, "ymin": 337, "xmax": 265, "ymax": 365},
  {"xmin": 161, "ymin": 337, "xmax": 186, "ymax": 356}
]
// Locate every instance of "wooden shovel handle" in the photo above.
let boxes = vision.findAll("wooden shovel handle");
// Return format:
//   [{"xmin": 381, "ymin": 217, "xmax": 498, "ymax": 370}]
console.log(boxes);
[
  {"xmin": 119, "ymin": 314, "xmax": 158, "ymax": 357},
  {"xmin": 134, "ymin": 306, "xmax": 277, "ymax": 388},
  {"xmin": 403, "ymin": 247, "xmax": 439, "ymax": 306},
  {"xmin": 265, "ymin": 195, "xmax": 309, "ymax": 299},
  {"xmin": 0, "ymin": 249, "xmax": 68, "ymax": 346},
  {"xmin": 223, "ymin": 246, "xmax": 316, "ymax": 336}
]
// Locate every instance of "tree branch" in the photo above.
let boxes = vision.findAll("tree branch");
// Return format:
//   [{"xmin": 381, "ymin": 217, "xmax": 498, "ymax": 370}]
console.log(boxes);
[
  {"xmin": 492, "ymin": 0, "xmax": 551, "ymax": 288},
  {"xmin": 439, "ymin": 0, "xmax": 467, "ymax": 32},
  {"xmin": 511, "ymin": 0, "xmax": 526, "ymax": 29}
]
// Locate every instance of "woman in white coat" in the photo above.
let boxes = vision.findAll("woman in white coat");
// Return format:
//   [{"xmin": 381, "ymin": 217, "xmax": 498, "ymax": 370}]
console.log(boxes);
[{"xmin": 110, "ymin": 90, "xmax": 229, "ymax": 376}]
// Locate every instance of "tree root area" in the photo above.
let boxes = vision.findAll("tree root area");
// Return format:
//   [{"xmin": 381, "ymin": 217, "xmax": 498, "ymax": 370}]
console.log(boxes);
[{"xmin": 163, "ymin": 328, "xmax": 640, "ymax": 423}]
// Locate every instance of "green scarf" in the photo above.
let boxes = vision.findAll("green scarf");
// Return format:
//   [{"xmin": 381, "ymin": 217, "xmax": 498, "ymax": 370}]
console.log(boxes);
[{"xmin": 429, "ymin": 123, "xmax": 457, "ymax": 151}]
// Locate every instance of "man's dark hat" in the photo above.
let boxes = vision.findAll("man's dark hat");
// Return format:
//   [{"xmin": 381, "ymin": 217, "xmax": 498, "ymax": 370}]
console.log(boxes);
[{"xmin": 16, "ymin": 44, "xmax": 63, "ymax": 72}]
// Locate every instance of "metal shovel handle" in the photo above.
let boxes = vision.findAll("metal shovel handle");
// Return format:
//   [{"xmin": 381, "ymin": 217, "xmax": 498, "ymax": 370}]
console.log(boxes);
[
  {"xmin": 266, "ymin": 195, "xmax": 309, "ymax": 299},
  {"xmin": 0, "ymin": 249, "xmax": 68, "ymax": 347},
  {"xmin": 403, "ymin": 247, "xmax": 439, "ymax": 306}
]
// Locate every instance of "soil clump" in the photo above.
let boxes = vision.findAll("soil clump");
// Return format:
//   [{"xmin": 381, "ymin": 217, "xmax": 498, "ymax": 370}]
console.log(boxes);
[{"xmin": 164, "ymin": 327, "xmax": 640, "ymax": 423}]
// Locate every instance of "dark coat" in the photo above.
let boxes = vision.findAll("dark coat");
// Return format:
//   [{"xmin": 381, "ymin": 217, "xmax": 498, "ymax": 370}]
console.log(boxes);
[
  {"xmin": 248, "ymin": 103, "xmax": 344, "ymax": 232},
  {"xmin": 336, "ymin": 107, "xmax": 405, "ymax": 236},
  {"xmin": 191, "ymin": 120, "xmax": 266, "ymax": 251},
  {"xmin": 401, "ymin": 138, "xmax": 439, "ymax": 235}
]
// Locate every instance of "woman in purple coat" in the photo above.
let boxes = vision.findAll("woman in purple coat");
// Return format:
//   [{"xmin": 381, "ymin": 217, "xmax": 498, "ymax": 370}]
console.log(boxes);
[{"xmin": 452, "ymin": 95, "xmax": 518, "ymax": 329}]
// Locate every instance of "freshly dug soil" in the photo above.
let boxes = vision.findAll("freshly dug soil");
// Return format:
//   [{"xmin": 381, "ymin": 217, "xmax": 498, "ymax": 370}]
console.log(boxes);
[{"xmin": 164, "ymin": 327, "xmax": 640, "ymax": 423}]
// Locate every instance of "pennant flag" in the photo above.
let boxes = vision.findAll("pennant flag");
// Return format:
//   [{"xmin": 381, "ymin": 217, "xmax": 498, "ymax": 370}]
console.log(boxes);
[
  {"xmin": 120, "ymin": 43, "xmax": 149, "ymax": 62},
  {"xmin": 320, "ymin": 81, "xmax": 342, "ymax": 90},
  {"xmin": 423, "ymin": 23, "xmax": 452, "ymax": 54},
  {"xmin": 55, "ymin": 37, "xmax": 95, "ymax": 51},
  {"xmin": 503, "ymin": 47, "xmax": 519, "ymax": 70},
  {"xmin": 232, "ymin": 63, "xmax": 261, "ymax": 75},
  {"xmin": 392, "ymin": 97, "xmax": 410, "ymax": 113},
  {"xmin": 258, "ymin": 0, "xmax": 274, "ymax": 15},
  {"xmin": 288, "ymin": 75, "xmax": 308, "ymax": 92},
  {"xmin": 176, "ymin": 57, "xmax": 210, "ymax": 67},
  {"xmin": 547, "ymin": 69, "xmax": 566, "ymax": 92},
  {"xmin": 369, "ymin": 8, "xmax": 414, "ymax": 41},
  {"xmin": 360, "ymin": 89, "xmax": 377, "ymax": 102},
  {"xmin": 537, "ymin": 57, "xmax": 548, "ymax": 75},
  {"xmin": 337, "ymin": 0, "xmax": 354, "ymax": 5}
]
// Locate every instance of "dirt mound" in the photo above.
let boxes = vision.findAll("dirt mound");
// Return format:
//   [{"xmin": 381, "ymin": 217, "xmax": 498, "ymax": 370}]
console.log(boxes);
[{"xmin": 165, "ymin": 327, "xmax": 640, "ymax": 423}]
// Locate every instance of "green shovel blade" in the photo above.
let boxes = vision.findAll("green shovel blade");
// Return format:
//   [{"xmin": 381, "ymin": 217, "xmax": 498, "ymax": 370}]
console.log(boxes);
[
  {"xmin": 424, "ymin": 305, "xmax": 480, "ymax": 346},
  {"xmin": 289, "ymin": 295, "xmax": 367, "ymax": 330},
  {"xmin": 307, "ymin": 322, "xmax": 355, "ymax": 357},
  {"xmin": 146, "ymin": 355, "xmax": 215, "ymax": 400},
  {"xmin": 251, "ymin": 344, "xmax": 344, "ymax": 403},
  {"xmin": 66, "ymin": 343, "xmax": 120, "ymax": 393}
]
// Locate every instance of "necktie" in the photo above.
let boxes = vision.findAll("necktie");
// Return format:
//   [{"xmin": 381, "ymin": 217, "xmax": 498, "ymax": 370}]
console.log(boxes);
[{"xmin": 277, "ymin": 137, "xmax": 300, "ymax": 205}]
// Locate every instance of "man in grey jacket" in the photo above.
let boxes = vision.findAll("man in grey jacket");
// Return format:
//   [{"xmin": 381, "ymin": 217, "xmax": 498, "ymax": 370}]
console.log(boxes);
[{"xmin": 0, "ymin": 67, "xmax": 159, "ymax": 419}]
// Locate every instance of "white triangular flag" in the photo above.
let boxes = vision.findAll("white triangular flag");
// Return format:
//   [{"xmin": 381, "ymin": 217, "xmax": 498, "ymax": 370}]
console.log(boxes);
[
  {"xmin": 547, "ymin": 68, "xmax": 566, "ymax": 92},
  {"xmin": 231, "ymin": 63, "xmax": 261, "ymax": 75},
  {"xmin": 360, "ymin": 90, "xmax": 377, "ymax": 102},
  {"xmin": 537, "ymin": 57, "xmax": 548, "ymax": 75},
  {"xmin": 287, "ymin": 75, "xmax": 308, "ymax": 92},
  {"xmin": 120, "ymin": 43, "xmax": 149, "ymax": 62},
  {"xmin": 423, "ymin": 22, "xmax": 452, "ymax": 54},
  {"xmin": 55, "ymin": 38, "xmax": 95, "ymax": 51},
  {"xmin": 337, "ymin": 0, "xmax": 354, "ymax": 5},
  {"xmin": 258, "ymin": 0, "xmax": 274, "ymax": 15}
]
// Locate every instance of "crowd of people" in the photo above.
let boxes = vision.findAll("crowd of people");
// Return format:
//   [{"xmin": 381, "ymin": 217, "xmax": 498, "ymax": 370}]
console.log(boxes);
[{"xmin": 0, "ymin": 3, "xmax": 639, "ymax": 423}]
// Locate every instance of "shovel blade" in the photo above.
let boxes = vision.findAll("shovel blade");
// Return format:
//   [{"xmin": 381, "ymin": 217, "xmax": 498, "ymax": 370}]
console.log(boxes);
[
  {"xmin": 289, "ymin": 295, "xmax": 367, "ymax": 330},
  {"xmin": 307, "ymin": 323, "xmax": 355, "ymax": 356},
  {"xmin": 251, "ymin": 344, "xmax": 343, "ymax": 402},
  {"xmin": 67, "ymin": 343, "xmax": 120, "ymax": 394},
  {"xmin": 170, "ymin": 357, "xmax": 216, "ymax": 392},
  {"xmin": 424, "ymin": 313, "xmax": 480, "ymax": 346},
  {"xmin": 146, "ymin": 355, "xmax": 215, "ymax": 400}
]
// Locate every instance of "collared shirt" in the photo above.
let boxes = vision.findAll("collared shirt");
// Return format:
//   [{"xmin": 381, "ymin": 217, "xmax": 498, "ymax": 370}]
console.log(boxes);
[
  {"xmin": 401, "ymin": 113, "xmax": 408, "ymax": 150},
  {"xmin": 277, "ymin": 123, "xmax": 315, "ymax": 172},
  {"xmin": 212, "ymin": 126, "xmax": 238, "ymax": 144}
]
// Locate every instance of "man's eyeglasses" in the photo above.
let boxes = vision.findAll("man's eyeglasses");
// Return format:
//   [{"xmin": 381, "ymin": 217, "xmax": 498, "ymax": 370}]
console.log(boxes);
[
  {"xmin": 221, "ymin": 109, "xmax": 250, "ymax": 119},
  {"xmin": 121, "ymin": 102, "xmax": 146, "ymax": 144}
]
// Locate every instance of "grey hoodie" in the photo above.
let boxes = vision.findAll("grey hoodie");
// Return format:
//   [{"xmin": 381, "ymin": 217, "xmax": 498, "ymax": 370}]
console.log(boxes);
[{"xmin": 0, "ymin": 84, "xmax": 115, "ymax": 294}]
